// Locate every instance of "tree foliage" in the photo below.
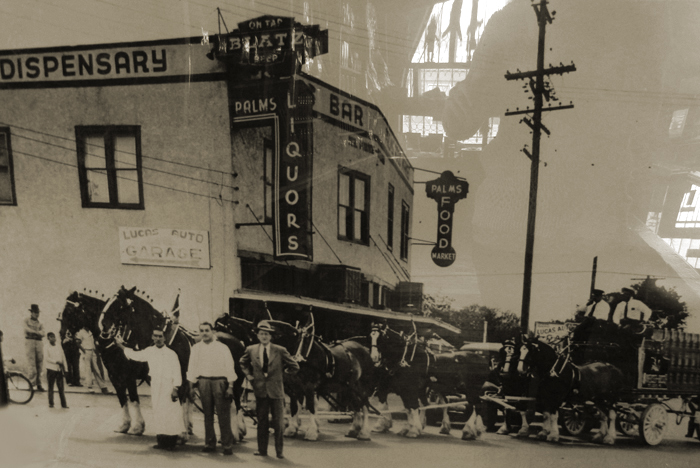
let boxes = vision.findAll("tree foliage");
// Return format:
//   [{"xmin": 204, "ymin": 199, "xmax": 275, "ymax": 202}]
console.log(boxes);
[{"xmin": 424, "ymin": 294, "xmax": 520, "ymax": 344}]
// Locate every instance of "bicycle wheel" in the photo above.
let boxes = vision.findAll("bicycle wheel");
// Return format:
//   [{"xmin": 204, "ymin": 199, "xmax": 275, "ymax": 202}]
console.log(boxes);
[{"xmin": 7, "ymin": 372, "xmax": 34, "ymax": 404}]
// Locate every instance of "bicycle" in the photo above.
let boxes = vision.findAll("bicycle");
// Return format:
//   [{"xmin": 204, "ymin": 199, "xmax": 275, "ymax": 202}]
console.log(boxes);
[{"xmin": 3, "ymin": 360, "xmax": 34, "ymax": 404}]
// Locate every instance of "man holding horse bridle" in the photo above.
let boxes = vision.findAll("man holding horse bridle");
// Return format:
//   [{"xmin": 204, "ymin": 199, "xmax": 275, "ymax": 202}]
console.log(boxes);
[
  {"xmin": 115, "ymin": 328, "xmax": 182, "ymax": 451},
  {"xmin": 187, "ymin": 322, "xmax": 237, "ymax": 455},
  {"xmin": 240, "ymin": 320, "xmax": 299, "ymax": 459}
]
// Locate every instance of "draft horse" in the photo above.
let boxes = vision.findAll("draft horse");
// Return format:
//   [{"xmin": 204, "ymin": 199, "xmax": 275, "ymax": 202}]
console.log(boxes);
[
  {"xmin": 60, "ymin": 289, "xmax": 151, "ymax": 435},
  {"xmin": 271, "ymin": 317, "xmax": 378, "ymax": 441},
  {"xmin": 520, "ymin": 336, "xmax": 625, "ymax": 444},
  {"xmin": 369, "ymin": 322, "xmax": 431, "ymax": 438}
]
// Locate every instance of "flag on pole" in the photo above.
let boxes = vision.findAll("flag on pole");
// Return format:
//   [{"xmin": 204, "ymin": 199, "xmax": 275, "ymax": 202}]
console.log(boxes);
[{"xmin": 171, "ymin": 290, "xmax": 180, "ymax": 319}]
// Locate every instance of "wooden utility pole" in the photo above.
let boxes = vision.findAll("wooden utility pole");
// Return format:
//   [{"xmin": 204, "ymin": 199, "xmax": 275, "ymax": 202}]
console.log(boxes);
[{"xmin": 504, "ymin": 0, "xmax": 575, "ymax": 333}]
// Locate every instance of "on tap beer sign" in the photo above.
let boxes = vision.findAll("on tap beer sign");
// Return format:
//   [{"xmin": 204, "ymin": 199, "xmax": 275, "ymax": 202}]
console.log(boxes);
[{"xmin": 425, "ymin": 171, "xmax": 469, "ymax": 267}]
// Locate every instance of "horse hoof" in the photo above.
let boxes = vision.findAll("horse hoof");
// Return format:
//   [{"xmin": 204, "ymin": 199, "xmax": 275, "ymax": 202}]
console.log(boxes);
[
  {"xmin": 497, "ymin": 426, "xmax": 510, "ymax": 435},
  {"xmin": 345, "ymin": 430, "xmax": 359, "ymax": 438},
  {"xmin": 439, "ymin": 426, "xmax": 451, "ymax": 435},
  {"xmin": 356, "ymin": 433, "xmax": 371, "ymax": 441},
  {"xmin": 591, "ymin": 434, "xmax": 604, "ymax": 444},
  {"xmin": 115, "ymin": 425, "xmax": 130, "ymax": 434},
  {"xmin": 462, "ymin": 432, "xmax": 477, "ymax": 441},
  {"xmin": 283, "ymin": 428, "xmax": 298, "ymax": 438},
  {"xmin": 397, "ymin": 428, "xmax": 408, "ymax": 437},
  {"xmin": 546, "ymin": 435, "xmax": 559, "ymax": 443},
  {"xmin": 304, "ymin": 432, "xmax": 319, "ymax": 441},
  {"xmin": 404, "ymin": 430, "xmax": 420, "ymax": 439},
  {"xmin": 517, "ymin": 429, "xmax": 530, "ymax": 438},
  {"xmin": 603, "ymin": 436, "xmax": 615, "ymax": 446}
]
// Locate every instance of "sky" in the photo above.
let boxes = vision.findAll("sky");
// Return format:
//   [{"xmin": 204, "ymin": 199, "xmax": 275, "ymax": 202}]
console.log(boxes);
[{"xmin": 2, "ymin": 0, "xmax": 700, "ymax": 332}]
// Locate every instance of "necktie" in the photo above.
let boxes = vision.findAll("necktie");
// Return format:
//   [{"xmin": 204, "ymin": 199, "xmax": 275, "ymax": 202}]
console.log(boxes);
[
  {"xmin": 589, "ymin": 302, "xmax": 597, "ymax": 316},
  {"xmin": 263, "ymin": 347, "xmax": 269, "ymax": 374}
]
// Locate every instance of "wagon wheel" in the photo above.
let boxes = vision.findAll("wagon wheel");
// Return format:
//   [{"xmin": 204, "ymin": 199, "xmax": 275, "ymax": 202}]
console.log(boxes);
[
  {"xmin": 639, "ymin": 403, "xmax": 667, "ymax": 446},
  {"xmin": 559, "ymin": 407, "xmax": 592, "ymax": 436}
]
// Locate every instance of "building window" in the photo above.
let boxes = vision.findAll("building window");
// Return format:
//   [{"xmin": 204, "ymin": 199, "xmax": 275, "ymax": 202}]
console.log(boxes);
[
  {"xmin": 76, "ymin": 126, "xmax": 143, "ymax": 209},
  {"xmin": 338, "ymin": 168, "xmax": 369, "ymax": 244},
  {"xmin": 263, "ymin": 138, "xmax": 274, "ymax": 222},
  {"xmin": 0, "ymin": 128, "xmax": 17, "ymax": 205},
  {"xmin": 387, "ymin": 184, "xmax": 394, "ymax": 250},
  {"xmin": 400, "ymin": 201, "xmax": 410, "ymax": 261}
]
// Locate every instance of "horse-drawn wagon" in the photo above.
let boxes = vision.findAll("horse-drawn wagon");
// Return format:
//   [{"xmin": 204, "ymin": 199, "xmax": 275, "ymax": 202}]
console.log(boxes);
[
  {"xmin": 559, "ymin": 326, "xmax": 700, "ymax": 445},
  {"xmin": 484, "ymin": 320, "xmax": 700, "ymax": 446}
]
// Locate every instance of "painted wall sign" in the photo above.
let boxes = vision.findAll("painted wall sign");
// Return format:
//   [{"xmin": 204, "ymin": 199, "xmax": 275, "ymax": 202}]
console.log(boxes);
[
  {"xmin": 0, "ymin": 40, "xmax": 222, "ymax": 87},
  {"xmin": 425, "ymin": 171, "xmax": 468, "ymax": 267},
  {"xmin": 302, "ymin": 75, "xmax": 412, "ymax": 182},
  {"xmin": 274, "ymin": 80, "xmax": 314, "ymax": 260},
  {"xmin": 119, "ymin": 227, "xmax": 211, "ymax": 269}
]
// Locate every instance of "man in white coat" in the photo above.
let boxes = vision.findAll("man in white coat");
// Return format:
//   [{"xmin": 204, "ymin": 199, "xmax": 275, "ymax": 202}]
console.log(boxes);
[{"xmin": 116, "ymin": 328, "xmax": 183, "ymax": 450}]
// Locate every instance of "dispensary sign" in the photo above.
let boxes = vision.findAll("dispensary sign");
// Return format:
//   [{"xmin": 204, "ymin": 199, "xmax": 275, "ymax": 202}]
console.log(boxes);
[{"xmin": 426, "ymin": 171, "xmax": 468, "ymax": 267}]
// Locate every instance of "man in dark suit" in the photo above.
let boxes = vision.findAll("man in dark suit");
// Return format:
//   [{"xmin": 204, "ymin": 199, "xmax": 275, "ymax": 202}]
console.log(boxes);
[{"xmin": 240, "ymin": 321, "xmax": 299, "ymax": 459}]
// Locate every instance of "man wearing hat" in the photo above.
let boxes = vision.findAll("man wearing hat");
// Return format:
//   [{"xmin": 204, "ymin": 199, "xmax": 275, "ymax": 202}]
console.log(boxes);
[
  {"xmin": 585, "ymin": 289, "xmax": 610, "ymax": 320},
  {"xmin": 240, "ymin": 320, "xmax": 299, "ymax": 459},
  {"xmin": 611, "ymin": 287, "xmax": 652, "ymax": 325},
  {"xmin": 24, "ymin": 304, "xmax": 45, "ymax": 391}
]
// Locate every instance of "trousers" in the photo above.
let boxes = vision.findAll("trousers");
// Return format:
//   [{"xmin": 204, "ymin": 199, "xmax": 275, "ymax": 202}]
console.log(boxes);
[
  {"xmin": 25, "ymin": 339, "xmax": 43, "ymax": 387},
  {"xmin": 198, "ymin": 378, "xmax": 234, "ymax": 450},
  {"xmin": 47, "ymin": 369, "xmax": 67, "ymax": 408},
  {"xmin": 256, "ymin": 397, "xmax": 285, "ymax": 456},
  {"xmin": 82, "ymin": 349, "xmax": 107, "ymax": 389}
]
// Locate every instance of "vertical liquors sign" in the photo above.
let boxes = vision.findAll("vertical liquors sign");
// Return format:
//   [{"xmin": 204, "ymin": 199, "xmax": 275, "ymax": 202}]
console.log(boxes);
[{"xmin": 275, "ymin": 80, "xmax": 314, "ymax": 259}]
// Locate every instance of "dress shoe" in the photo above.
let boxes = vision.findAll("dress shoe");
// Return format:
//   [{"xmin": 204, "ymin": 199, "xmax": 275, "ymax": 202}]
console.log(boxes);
[
  {"xmin": 254, "ymin": 451, "xmax": 268, "ymax": 456},
  {"xmin": 36, "ymin": 387, "xmax": 45, "ymax": 392},
  {"xmin": 201, "ymin": 447, "xmax": 216, "ymax": 453},
  {"xmin": 101, "ymin": 388, "xmax": 110, "ymax": 395},
  {"xmin": 276, "ymin": 454, "xmax": 285, "ymax": 459},
  {"xmin": 49, "ymin": 404, "xmax": 54, "ymax": 408},
  {"xmin": 61, "ymin": 406, "xmax": 69, "ymax": 409},
  {"xmin": 223, "ymin": 449, "xmax": 233, "ymax": 456}
]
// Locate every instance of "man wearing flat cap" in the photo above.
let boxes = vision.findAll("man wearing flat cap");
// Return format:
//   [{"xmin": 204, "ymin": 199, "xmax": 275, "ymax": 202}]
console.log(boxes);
[
  {"xmin": 24, "ymin": 304, "xmax": 45, "ymax": 391},
  {"xmin": 585, "ymin": 289, "xmax": 610, "ymax": 320},
  {"xmin": 611, "ymin": 287, "xmax": 651, "ymax": 325},
  {"xmin": 240, "ymin": 320, "xmax": 299, "ymax": 459}
]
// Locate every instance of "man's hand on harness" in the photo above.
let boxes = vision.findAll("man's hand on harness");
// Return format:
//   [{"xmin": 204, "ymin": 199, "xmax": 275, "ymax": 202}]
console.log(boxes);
[
  {"xmin": 171, "ymin": 387, "xmax": 179, "ymax": 402},
  {"xmin": 224, "ymin": 387, "xmax": 234, "ymax": 402}
]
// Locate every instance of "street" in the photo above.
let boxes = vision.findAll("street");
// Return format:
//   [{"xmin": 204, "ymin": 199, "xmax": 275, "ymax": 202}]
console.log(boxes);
[{"xmin": 2, "ymin": 390, "xmax": 700, "ymax": 468}]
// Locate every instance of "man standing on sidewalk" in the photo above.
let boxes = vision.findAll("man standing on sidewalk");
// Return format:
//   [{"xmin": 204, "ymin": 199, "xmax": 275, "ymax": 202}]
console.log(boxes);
[
  {"xmin": 24, "ymin": 304, "xmax": 45, "ymax": 392},
  {"xmin": 75, "ymin": 327, "xmax": 109, "ymax": 394},
  {"xmin": 44, "ymin": 332, "xmax": 68, "ymax": 409},
  {"xmin": 116, "ymin": 328, "xmax": 183, "ymax": 450},
  {"xmin": 187, "ymin": 322, "xmax": 236, "ymax": 455},
  {"xmin": 240, "ymin": 321, "xmax": 299, "ymax": 459}
]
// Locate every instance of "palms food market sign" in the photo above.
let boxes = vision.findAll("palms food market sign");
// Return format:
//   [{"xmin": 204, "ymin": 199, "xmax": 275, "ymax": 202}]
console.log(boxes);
[{"xmin": 426, "ymin": 171, "xmax": 468, "ymax": 267}]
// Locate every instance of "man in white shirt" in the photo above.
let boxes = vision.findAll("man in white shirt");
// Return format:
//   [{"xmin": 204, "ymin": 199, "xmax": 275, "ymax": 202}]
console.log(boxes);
[
  {"xmin": 187, "ymin": 322, "xmax": 236, "ymax": 455},
  {"xmin": 612, "ymin": 287, "xmax": 652, "ymax": 325},
  {"xmin": 116, "ymin": 328, "xmax": 183, "ymax": 451},
  {"xmin": 585, "ymin": 289, "xmax": 611, "ymax": 320},
  {"xmin": 75, "ymin": 327, "xmax": 109, "ymax": 394},
  {"xmin": 44, "ymin": 332, "xmax": 68, "ymax": 408}
]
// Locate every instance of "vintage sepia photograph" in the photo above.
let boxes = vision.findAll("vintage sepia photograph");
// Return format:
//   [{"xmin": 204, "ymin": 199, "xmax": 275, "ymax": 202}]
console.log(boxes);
[{"xmin": 1, "ymin": 0, "xmax": 700, "ymax": 467}]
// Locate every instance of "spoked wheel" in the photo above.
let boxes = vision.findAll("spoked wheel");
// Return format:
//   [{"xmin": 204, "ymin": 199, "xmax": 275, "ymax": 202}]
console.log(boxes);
[
  {"xmin": 559, "ymin": 407, "xmax": 593, "ymax": 436},
  {"xmin": 6, "ymin": 372, "xmax": 34, "ymax": 404},
  {"xmin": 639, "ymin": 403, "xmax": 667, "ymax": 446}
]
